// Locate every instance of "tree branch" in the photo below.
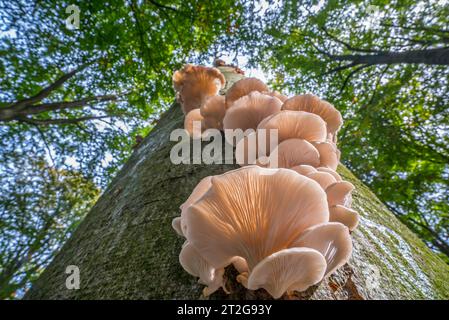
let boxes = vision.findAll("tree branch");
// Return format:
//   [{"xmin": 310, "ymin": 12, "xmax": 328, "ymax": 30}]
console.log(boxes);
[
  {"xmin": 4, "ymin": 61, "xmax": 95, "ymax": 112},
  {"xmin": 18, "ymin": 94, "xmax": 122, "ymax": 116},
  {"xmin": 147, "ymin": 0, "xmax": 178, "ymax": 12},
  {"xmin": 19, "ymin": 115, "xmax": 116, "ymax": 126}
]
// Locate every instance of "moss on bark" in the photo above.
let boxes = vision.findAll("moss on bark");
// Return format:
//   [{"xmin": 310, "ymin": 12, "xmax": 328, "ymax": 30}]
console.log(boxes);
[{"xmin": 25, "ymin": 68, "xmax": 449, "ymax": 300}]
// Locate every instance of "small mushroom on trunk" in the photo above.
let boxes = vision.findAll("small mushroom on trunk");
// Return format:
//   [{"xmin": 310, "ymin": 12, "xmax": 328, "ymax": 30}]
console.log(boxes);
[
  {"xmin": 225, "ymin": 77, "xmax": 269, "ymax": 109},
  {"xmin": 173, "ymin": 64, "xmax": 225, "ymax": 114}
]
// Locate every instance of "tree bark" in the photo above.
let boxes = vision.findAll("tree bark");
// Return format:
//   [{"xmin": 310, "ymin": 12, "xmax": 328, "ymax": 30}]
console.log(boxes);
[
  {"xmin": 24, "ymin": 67, "xmax": 449, "ymax": 300},
  {"xmin": 333, "ymin": 47, "xmax": 449, "ymax": 66}
]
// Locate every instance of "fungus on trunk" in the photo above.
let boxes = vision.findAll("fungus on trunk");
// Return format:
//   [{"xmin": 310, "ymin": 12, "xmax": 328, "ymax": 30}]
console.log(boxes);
[
  {"xmin": 223, "ymin": 92, "xmax": 282, "ymax": 143},
  {"xmin": 173, "ymin": 64, "xmax": 225, "ymax": 114},
  {"xmin": 225, "ymin": 77, "xmax": 269, "ymax": 109},
  {"xmin": 281, "ymin": 94, "xmax": 343, "ymax": 141},
  {"xmin": 200, "ymin": 95, "xmax": 226, "ymax": 130}
]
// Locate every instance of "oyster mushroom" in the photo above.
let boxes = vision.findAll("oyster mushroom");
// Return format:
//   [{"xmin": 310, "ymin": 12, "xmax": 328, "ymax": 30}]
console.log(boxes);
[
  {"xmin": 257, "ymin": 111, "xmax": 328, "ymax": 156},
  {"xmin": 184, "ymin": 109, "xmax": 204, "ymax": 138},
  {"xmin": 263, "ymin": 91, "xmax": 288, "ymax": 102},
  {"xmin": 282, "ymin": 94, "xmax": 343, "ymax": 141},
  {"xmin": 179, "ymin": 241, "xmax": 227, "ymax": 296},
  {"xmin": 184, "ymin": 166, "xmax": 329, "ymax": 270},
  {"xmin": 268, "ymin": 138, "xmax": 320, "ymax": 168},
  {"xmin": 173, "ymin": 64, "xmax": 225, "ymax": 114},
  {"xmin": 225, "ymin": 77, "xmax": 269, "ymax": 109},
  {"xmin": 223, "ymin": 92, "xmax": 282, "ymax": 144},
  {"xmin": 290, "ymin": 222, "xmax": 352, "ymax": 276},
  {"xmin": 200, "ymin": 95, "xmax": 226, "ymax": 130},
  {"xmin": 329, "ymin": 205, "xmax": 359, "ymax": 231},
  {"xmin": 245, "ymin": 247, "xmax": 327, "ymax": 299},
  {"xmin": 326, "ymin": 181, "xmax": 354, "ymax": 207}
]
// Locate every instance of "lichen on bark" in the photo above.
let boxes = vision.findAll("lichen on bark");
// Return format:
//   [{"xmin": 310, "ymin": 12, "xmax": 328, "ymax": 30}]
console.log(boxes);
[{"xmin": 25, "ymin": 67, "xmax": 449, "ymax": 300}]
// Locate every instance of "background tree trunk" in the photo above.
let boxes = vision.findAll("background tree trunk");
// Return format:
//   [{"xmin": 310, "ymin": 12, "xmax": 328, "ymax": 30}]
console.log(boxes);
[{"xmin": 25, "ymin": 67, "xmax": 449, "ymax": 300}]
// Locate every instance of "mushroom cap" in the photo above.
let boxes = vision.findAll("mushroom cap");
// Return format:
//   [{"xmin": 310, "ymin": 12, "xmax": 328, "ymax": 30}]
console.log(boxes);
[
  {"xmin": 247, "ymin": 247, "xmax": 327, "ymax": 299},
  {"xmin": 225, "ymin": 77, "xmax": 269, "ymax": 109},
  {"xmin": 184, "ymin": 109, "xmax": 205, "ymax": 138},
  {"xmin": 179, "ymin": 241, "xmax": 225, "ymax": 296},
  {"xmin": 290, "ymin": 164, "xmax": 318, "ymax": 176},
  {"xmin": 306, "ymin": 171, "xmax": 338, "ymax": 190},
  {"xmin": 257, "ymin": 111, "xmax": 328, "ymax": 155},
  {"xmin": 179, "ymin": 176, "xmax": 212, "ymax": 235},
  {"xmin": 268, "ymin": 138, "xmax": 320, "ymax": 168},
  {"xmin": 263, "ymin": 91, "xmax": 288, "ymax": 102},
  {"xmin": 317, "ymin": 167, "xmax": 342, "ymax": 181},
  {"xmin": 329, "ymin": 205, "xmax": 359, "ymax": 231},
  {"xmin": 173, "ymin": 64, "xmax": 225, "ymax": 114},
  {"xmin": 312, "ymin": 141, "xmax": 339, "ymax": 170},
  {"xmin": 184, "ymin": 166, "xmax": 329, "ymax": 269},
  {"xmin": 235, "ymin": 131, "xmax": 259, "ymax": 166},
  {"xmin": 200, "ymin": 95, "xmax": 226, "ymax": 130},
  {"xmin": 326, "ymin": 181, "xmax": 354, "ymax": 207},
  {"xmin": 232, "ymin": 256, "xmax": 249, "ymax": 274},
  {"xmin": 282, "ymin": 94, "xmax": 343, "ymax": 136},
  {"xmin": 172, "ymin": 217, "xmax": 183, "ymax": 236},
  {"xmin": 223, "ymin": 91, "xmax": 282, "ymax": 137},
  {"xmin": 291, "ymin": 222, "xmax": 352, "ymax": 276}
]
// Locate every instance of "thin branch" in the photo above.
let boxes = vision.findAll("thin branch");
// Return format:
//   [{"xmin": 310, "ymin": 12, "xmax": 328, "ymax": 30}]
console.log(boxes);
[
  {"xmin": 339, "ymin": 63, "xmax": 373, "ymax": 93},
  {"xmin": 147, "ymin": 0, "xmax": 177, "ymax": 12},
  {"xmin": 4, "ymin": 61, "xmax": 95, "ymax": 111},
  {"xmin": 33, "ymin": 125, "xmax": 55, "ymax": 167},
  {"xmin": 19, "ymin": 94, "xmax": 122, "ymax": 116},
  {"xmin": 321, "ymin": 27, "xmax": 382, "ymax": 53},
  {"xmin": 19, "ymin": 115, "xmax": 115, "ymax": 126}
]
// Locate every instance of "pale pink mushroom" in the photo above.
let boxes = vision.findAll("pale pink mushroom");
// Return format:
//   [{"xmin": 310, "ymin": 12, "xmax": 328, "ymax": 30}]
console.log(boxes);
[
  {"xmin": 232, "ymin": 256, "xmax": 249, "ymax": 274},
  {"xmin": 257, "ymin": 111, "xmax": 328, "ymax": 156},
  {"xmin": 184, "ymin": 109, "xmax": 204, "ymax": 138},
  {"xmin": 329, "ymin": 205, "xmax": 359, "ymax": 231},
  {"xmin": 290, "ymin": 222, "xmax": 352, "ymax": 276},
  {"xmin": 326, "ymin": 181, "xmax": 355, "ymax": 207},
  {"xmin": 223, "ymin": 92, "xmax": 282, "ymax": 139},
  {"xmin": 225, "ymin": 77, "xmax": 269, "ymax": 109},
  {"xmin": 317, "ymin": 167, "xmax": 342, "ymax": 181},
  {"xmin": 173, "ymin": 64, "xmax": 225, "ymax": 114},
  {"xmin": 306, "ymin": 171, "xmax": 338, "ymax": 190},
  {"xmin": 311, "ymin": 141, "xmax": 339, "ymax": 170},
  {"xmin": 172, "ymin": 217, "xmax": 183, "ymax": 236},
  {"xmin": 184, "ymin": 166, "xmax": 329, "ymax": 270},
  {"xmin": 282, "ymin": 94, "xmax": 343, "ymax": 141},
  {"xmin": 268, "ymin": 138, "xmax": 320, "ymax": 168},
  {"xmin": 235, "ymin": 131, "xmax": 259, "ymax": 166},
  {"xmin": 179, "ymin": 242, "xmax": 227, "ymax": 296},
  {"xmin": 245, "ymin": 247, "xmax": 327, "ymax": 299},
  {"xmin": 177, "ymin": 176, "xmax": 212, "ymax": 236},
  {"xmin": 263, "ymin": 91, "xmax": 288, "ymax": 102},
  {"xmin": 200, "ymin": 95, "xmax": 226, "ymax": 130},
  {"xmin": 290, "ymin": 164, "xmax": 318, "ymax": 176}
]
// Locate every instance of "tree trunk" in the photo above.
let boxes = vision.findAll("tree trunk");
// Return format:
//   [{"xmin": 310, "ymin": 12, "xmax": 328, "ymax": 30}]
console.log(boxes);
[
  {"xmin": 24, "ymin": 67, "xmax": 449, "ymax": 300},
  {"xmin": 334, "ymin": 47, "xmax": 449, "ymax": 66}
]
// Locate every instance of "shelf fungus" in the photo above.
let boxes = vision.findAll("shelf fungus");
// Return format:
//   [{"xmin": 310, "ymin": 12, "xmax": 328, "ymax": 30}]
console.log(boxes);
[
  {"xmin": 291, "ymin": 165, "xmax": 359, "ymax": 231},
  {"xmin": 223, "ymin": 91, "xmax": 282, "ymax": 143},
  {"xmin": 282, "ymin": 94, "xmax": 343, "ymax": 142},
  {"xmin": 200, "ymin": 95, "xmax": 226, "ymax": 130},
  {"xmin": 173, "ymin": 166, "xmax": 353, "ymax": 298},
  {"xmin": 173, "ymin": 64, "xmax": 226, "ymax": 114},
  {"xmin": 173, "ymin": 66, "xmax": 358, "ymax": 299},
  {"xmin": 184, "ymin": 109, "xmax": 205, "ymax": 139},
  {"xmin": 225, "ymin": 77, "xmax": 269, "ymax": 109}
]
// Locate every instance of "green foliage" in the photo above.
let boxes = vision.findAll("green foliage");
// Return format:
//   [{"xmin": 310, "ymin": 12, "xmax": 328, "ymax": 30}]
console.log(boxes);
[
  {"xmin": 0, "ymin": 0, "xmax": 253, "ymax": 297},
  {"xmin": 0, "ymin": 153, "xmax": 100, "ymax": 299}
]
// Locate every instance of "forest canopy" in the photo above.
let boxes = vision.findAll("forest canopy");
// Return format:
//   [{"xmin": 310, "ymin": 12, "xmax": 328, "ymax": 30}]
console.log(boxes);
[{"xmin": 0, "ymin": 0, "xmax": 448, "ymax": 298}]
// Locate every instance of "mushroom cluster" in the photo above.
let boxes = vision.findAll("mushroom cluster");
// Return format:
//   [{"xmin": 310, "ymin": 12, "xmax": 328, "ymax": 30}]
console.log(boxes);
[{"xmin": 171, "ymin": 64, "xmax": 359, "ymax": 299}]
